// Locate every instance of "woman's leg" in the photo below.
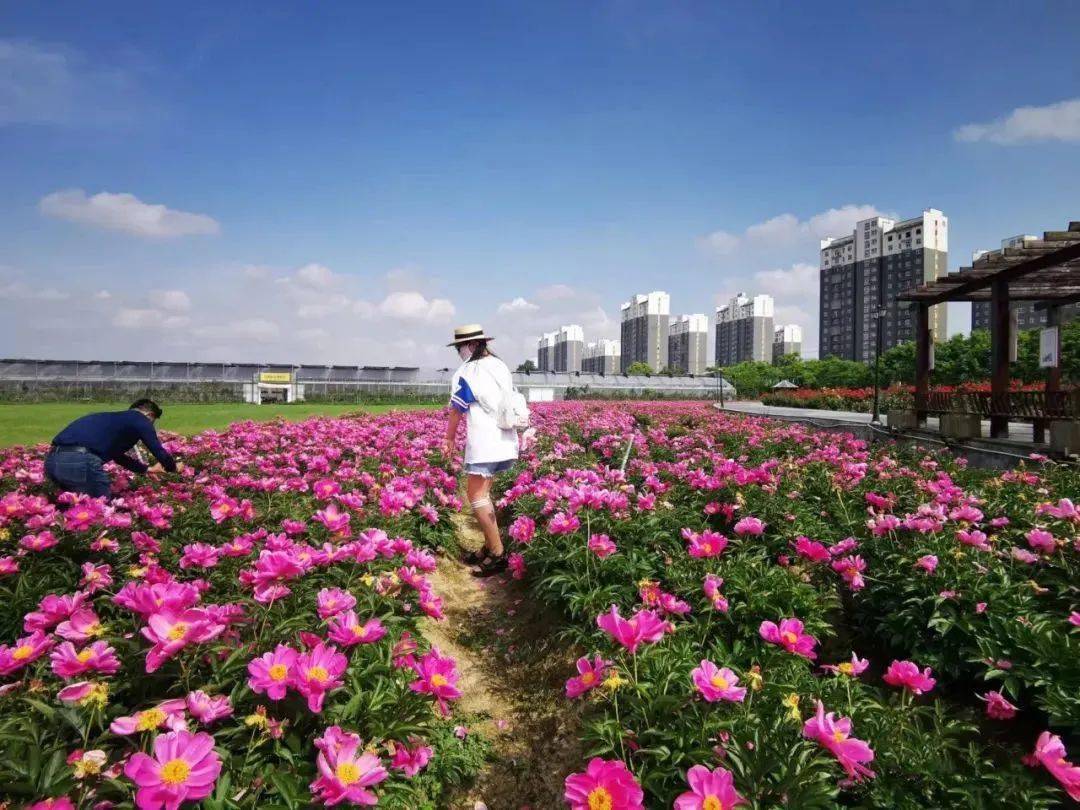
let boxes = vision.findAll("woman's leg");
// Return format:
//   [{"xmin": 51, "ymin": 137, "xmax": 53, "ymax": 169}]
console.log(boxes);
[{"xmin": 466, "ymin": 473, "xmax": 504, "ymax": 556}]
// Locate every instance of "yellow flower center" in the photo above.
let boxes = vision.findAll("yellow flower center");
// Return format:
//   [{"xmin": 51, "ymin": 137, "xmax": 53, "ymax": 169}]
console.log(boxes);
[
  {"xmin": 12, "ymin": 645, "xmax": 32, "ymax": 661},
  {"xmin": 77, "ymin": 649, "xmax": 94, "ymax": 663},
  {"xmin": 160, "ymin": 758, "xmax": 191, "ymax": 785},
  {"xmin": 703, "ymin": 797, "xmax": 724, "ymax": 810},
  {"xmin": 136, "ymin": 708, "xmax": 167, "ymax": 731},
  {"xmin": 430, "ymin": 673, "xmax": 448, "ymax": 687},
  {"xmin": 76, "ymin": 511, "xmax": 89, "ymax": 521},
  {"xmin": 845, "ymin": 567, "xmax": 857, "ymax": 577},
  {"xmin": 352, "ymin": 625, "xmax": 367, "ymax": 636},
  {"xmin": 269, "ymin": 664, "xmax": 288, "ymax": 680},
  {"xmin": 581, "ymin": 671, "xmax": 596, "ymax": 685},
  {"xmin": 307, "ymin": 666, "xmax": 329, "ymax": 682},
  {"xmin": 587, "ymin": 787, "xmax": 613, "ymax": 810},
  {"xmin": 335, "ymin": 761, "xmax": 361, "ymax": 785},
  {"xmin": 710, "ymin": 675, "xmax": 730, "ymax": 690},
  {"xmin": 838, "ymin": 662, "xmax": 854, "ymax": 675},
  {"xmin": 833, "ymin": 730, "xmax": 846, "ymax": 742},
  {"xmin": 781, "ymin": 631, "xmax": 798, "ymax": 645},
  {"xmin": 167, "ymin": 623, "xmax": 188, "ymax": 641}
]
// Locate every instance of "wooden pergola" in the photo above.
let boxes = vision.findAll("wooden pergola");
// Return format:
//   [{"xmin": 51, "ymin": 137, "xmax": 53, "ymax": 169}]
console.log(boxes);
[{"xmin": 897, "ymin": 221, "xmax": 1080, "ymax": 441}]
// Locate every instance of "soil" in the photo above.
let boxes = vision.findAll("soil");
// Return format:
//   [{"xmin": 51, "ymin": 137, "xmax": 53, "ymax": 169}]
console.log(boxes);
[{"xmin": 420, "ymin": 510, "xmax": 585, "ymax": 810}]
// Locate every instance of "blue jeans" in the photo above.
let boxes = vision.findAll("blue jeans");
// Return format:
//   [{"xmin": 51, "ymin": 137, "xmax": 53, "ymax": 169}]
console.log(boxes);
[
  {"xmin": 45, "ymin": 448, "xmax": 112, "ymax": 497},
  {"xmin": 464, "ymin": 459, "xmax": 515, "ymax": 478}
]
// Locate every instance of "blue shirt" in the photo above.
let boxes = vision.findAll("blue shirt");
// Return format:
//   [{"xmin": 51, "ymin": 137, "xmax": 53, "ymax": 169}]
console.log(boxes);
[{"xmin": 52, "ymin": 410, "xmax": 176, "ymax": 474}]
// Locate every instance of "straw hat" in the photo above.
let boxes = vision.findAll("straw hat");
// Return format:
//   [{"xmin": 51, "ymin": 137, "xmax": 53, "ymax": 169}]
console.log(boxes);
[{"xmin": 447, "ymin": 324, "xmax": 494, "ymax": 346}]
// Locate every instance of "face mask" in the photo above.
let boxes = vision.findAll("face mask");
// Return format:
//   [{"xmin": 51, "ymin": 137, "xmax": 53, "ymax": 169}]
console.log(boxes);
[{"xmin": 458, "ymin": 345, "xmax": 473, "ymax": 362}]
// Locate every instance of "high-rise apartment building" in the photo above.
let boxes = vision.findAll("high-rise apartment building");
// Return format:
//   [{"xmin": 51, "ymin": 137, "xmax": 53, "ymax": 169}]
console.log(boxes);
[
  {"xmin": 668, "ymin": 314, "xmax": 709, "ymax": 375},
  {"xmin": 553, "ymin": 325, "xmax": 584, "ymax": 373},
  {"xmin": 536, "ymin": 332, "xmax": 557, "ymax": 372},
  {"xmin": 582, "ymin": 339, "xmax": 621, "ymax": 374},
  {"xmin": 819, "ymin": 209, "xmax": 948, "ymax": 362},
  {"xmin": 772, "ymin": 324, "xmax": 802, "ymax": 363},
  {"xmin": 620, "ymin": 291, "xmax": 670, "ymax": 372},
  {"xmin": 970, "ymin": 236, "xmax": 1079, "ymax": 331},
  {"xmin": 715, "ymin": 293, "xmax": 774, "ymax": 365}
]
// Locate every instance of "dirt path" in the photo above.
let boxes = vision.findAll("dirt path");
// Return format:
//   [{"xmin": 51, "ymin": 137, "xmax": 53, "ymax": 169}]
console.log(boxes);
[{"xmin": 420, "ymin": 511, "xmax": 584, "ymax": 809}]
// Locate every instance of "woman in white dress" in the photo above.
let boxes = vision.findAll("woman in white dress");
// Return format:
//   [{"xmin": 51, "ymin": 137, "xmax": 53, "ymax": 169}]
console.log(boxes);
[{"xmin": 443, "ymin": 324, "xmax": 519, "ymax": 575}]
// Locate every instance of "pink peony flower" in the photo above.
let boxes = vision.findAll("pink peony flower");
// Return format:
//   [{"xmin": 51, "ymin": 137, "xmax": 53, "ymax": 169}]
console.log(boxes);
[
  {"xmin": 0, "ymin": 630, "xmax": 54, "ymax": 676},
  {"xmin": 684, "ymin": 529, "xmax": 729, "ymax": 558},
  {"xmin": 509, "ymin": 515, "xmax": 536, "ymax": 544},
  {"xmin": 124, "ymin": 729, "xmax": 222, "ymax": 809},
  {"xmin": 140, "ymin": 609, "xmax": 225, "ymax": 673},
  {"xmin": 390, "ymin": 739, "xmax": 433, "ymax": 777},
  {"xmin": 179, "ymin": 543, "xmax": 220, "ymax": 569},
  {"xmin": 27, "ymin": 798, "xmax": 75, "ymax": 810},
  {"xmin": 409, "ymin": 648, "xmax": 461, "ymax": 716},
  {"xmin": 831, "ymin": 555, "xmax": 867, "ymax": 591},
  {"xmin": 310, "ymin": 725, "xmax": 389, "ymax": 805},
  {"xmin": 507, "ymin": 552, "xmax": 526, "ymax": 580},
  {"xmin": 110, "ymin": 699, "xmax": 187, "ymax": 735},
  {"xmin": 793, "ymin": 536, "xmax": 830, "ymax": 563},
  {"xmin": 79, "ymin": 562, "xmax": 113, "ymax": 593},
  {"xmin": 55, "ymin": 608, "xmax": 105, "ymax": 643},
  {"xmin": 882, "ymin": 660, "xmax": 936, "ymax": 695},
  {"xmin": 327, "ymin": 611, "xmax": 387, "ymax": 647},
  {"xmin": 674, "ymin": 764, "xmax": 746, "ymax": 810},
  {"xmin": 548, "ymin": 512, "xmax": 581, "ymax": 535},
  {"xmin": 247, "ymin": 644, "xmax": 299, "ymax": 700},
  {"xmin": 821, "ymin": 652, "xmax": 869, "ymax": 678},
  {"xmin": 565, "ymin": 654, "xmax": 611, "ymax": 699},
  {"xmin": 597, "ymin": 606, "xmax": 670, "ymax": 655},
  {"xmin": 1026, "ymin": 528, "xmax": 1056, "ymax": 554},
  {"xmin": 802, "ymin": 700, "xmax": 875, "ymax": 781},
  {"xmin": 691, "ymin": 660, "xmax": 746, "ymax": 703},
  {"xmin": 564, "ymin": 757, "xmax": 644, "ymax": 810},
  {"xmin": 915, "ymin": 554, "xmax": 938, "ymax": 574},
  {"xmin": 759, "ymin": 618, "xmax": 818, "ymax": 660},
  {"xmin": 50, "ymin": 641, "xmax": 120, "ymax": 680},
  {"xmin": 733, "ymin": 516, "xmax": 765, "ymax": 536},
  {"xmin": 956, "ymin": 529, "xmax": 992, "ymax": 552},
  {"xmin": 293, "ymin": 642, "xmax": 348, "ymax": 713},
  {"xmin": 979, "ymin": 690, "xmax": 1017, "ymax": 720},
  {"xmin": 317, "ymin": 588, "xmax": 357, "ymax": 621},
  {"xmin": 185, "ymin": 691, "xmax": 233, "ymax": 725},
  {"xmin": 1031, "ymin": 731, "xmax": 1080, "ymax": 801},
  {"xmin": 702, "ymin": 574, "xmax": 728, "ymax": 612},
  {"xmin": 588, "ymin": 533, "xmax": 618, "ymax": 558}
]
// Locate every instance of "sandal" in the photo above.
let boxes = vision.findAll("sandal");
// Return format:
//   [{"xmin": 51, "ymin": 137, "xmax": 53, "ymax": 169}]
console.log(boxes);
[
  {"xmin": 471, "ymin": 553, "xmax": 508, "ymax": 577},
  {"xmin": 461, "ymin": 550, "xmax": 484, "ymax": 565}
]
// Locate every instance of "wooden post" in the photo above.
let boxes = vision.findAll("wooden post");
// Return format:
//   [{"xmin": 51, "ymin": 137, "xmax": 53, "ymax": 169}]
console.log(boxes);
[
  {"xmin": 914, "ymin": 303, "xmax": 930, "ymax": 426},
  {"xmin": 990, "ymin": 279, "xmax": 1010, "ymax": 439},
  {"xmin": 1034, "ymin": 305, "xmax": 1062, "ymax": 444}
]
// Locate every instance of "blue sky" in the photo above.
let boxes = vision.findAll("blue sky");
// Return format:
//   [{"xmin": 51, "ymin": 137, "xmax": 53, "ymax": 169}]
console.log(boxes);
[{"xmin": 2, "ymin": 1, "xmax": 1078, "ymax": 366}]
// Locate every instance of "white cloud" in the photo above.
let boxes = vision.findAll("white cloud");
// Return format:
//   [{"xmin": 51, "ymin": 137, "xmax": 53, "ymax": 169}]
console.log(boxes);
[
  {"xmin": 39, "ymin": 189, "xmax": 220, "ymax": 238},
  {"xmin": 111, "ymin": 308, "xmax": 192, "ymax": 330},
  {"xmin": 297, "ymin": 294, "xmax": 351, "ymax": 320},
  {"xmin": 955, "ymin": 98, "xmax": 1080, "ymax": 145},
  {"xmin": 193, "ymin": 318, "xmax": 280, "ymax": 342},
  {"xmin": 155, "ymin": 290, "xmax": 191, "ymax": 312},
  {"xmin": 754, "ymin": 262, "xmax": 818, "ymax": 298},
  {"xmin": 497, "ymin": 296, "xmax": 539, "ymax": 314},
  {"xmin": 94, "ymin": 289, "xmax": 111, "ymax": 300},
  {"xmin": 292, "ymin": 263, "xmax": 337, "ymax": 289},
  {"xmin": 705, "ymin": 205, "xmax": 887, "ymax": 256},
  {"xmin": 536, "ymin": 284, "xmax": 576, "ymax": 301},
  {"xmin": 745, "ymin": 213, "xmax": 800, "ymax": 245},
  {"xmin": 701, "ymin": 229, "xmax": 740, "ymax": 254},
  {"xmin": 0, "ymin": 279, "xmax": 71, "ymax": 301},
  {"xmin": 378, "ymin": 291, "xmax": 455, "ymax": 321},
  {"xmin": 242, "ymin": 265, "xmax": 271, "ymax": 280}
]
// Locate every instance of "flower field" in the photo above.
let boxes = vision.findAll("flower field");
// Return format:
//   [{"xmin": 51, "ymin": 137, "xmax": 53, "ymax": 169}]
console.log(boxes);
[{"xmin": 2, "ymin": 402, "xmax": 1080, "ymax": 808}]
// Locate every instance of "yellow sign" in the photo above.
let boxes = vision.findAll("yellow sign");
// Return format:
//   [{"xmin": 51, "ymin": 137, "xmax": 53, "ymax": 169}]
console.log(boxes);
[{"xmin": 259, "ymin": 372, "xmax": 292, "ymax": 384}]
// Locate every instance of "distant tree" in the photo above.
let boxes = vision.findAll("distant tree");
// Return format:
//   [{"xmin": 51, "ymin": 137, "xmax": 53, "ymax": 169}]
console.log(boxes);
[
  {"xmin": 516, "ymin": 360, "xmax": 537, "ymax": 373},
  {"xmin": 626, "ymin": 362, "xmax": 653, "ymax": 377}
]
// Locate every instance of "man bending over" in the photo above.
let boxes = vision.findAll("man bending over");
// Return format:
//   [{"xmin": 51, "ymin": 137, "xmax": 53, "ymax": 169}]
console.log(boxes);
[{"xmin": 46, "ymin": 398, "xmax": 183, "ymax": 497}]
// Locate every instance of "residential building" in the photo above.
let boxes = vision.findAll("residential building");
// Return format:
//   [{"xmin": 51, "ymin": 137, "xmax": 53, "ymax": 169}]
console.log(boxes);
[
  {"xmin": 715, "ymin": 293, "xmax": 774, "ymax": 365},
  {"xmin": 970, "ymin": 236, "xmax": 1080, "ymax": 331},
  {"xmin": 553, "ymin": 325, "xmax": 584, "ymax": 373},
  {"xmin": 582, "ymin": 339, "xmax": 621, "ymax": 374},
  {"xmin": 819, "ymin": 208, "xmax": 948, "ymax": 362},
  {"xmin": 668, "ymin": 314, "xmax": 709, "ymax": 375},
  {"xmin": 620, "ymin": 291, "xmax": 670, "ymax": 372},
  {"xmin": 536, "ymin": 332, "xmax": 557, "ymax": 372},
  {"xmin": 772, "ymin": 324, "xmax": 803, "ymax": 363}
]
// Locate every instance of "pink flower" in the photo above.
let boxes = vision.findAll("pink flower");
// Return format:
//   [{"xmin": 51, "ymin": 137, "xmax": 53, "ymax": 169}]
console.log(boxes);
[
  {"xmin": 56, "ymin": 608, "xmax": 105, "ymax": 643},
  {"xmin": 293, "ymin": 642, "xmax": 348, "ymax": 713},
  {"xmin": 79, "ymin": 562, "xmax": 113, "ymax": 593},
  {"xmin": 793, "ymin": 536, "xmax": 830, "ymax": 563},
  {"xmin": 802, "ymin": 700, "xmax": 875, "ymax": 781},
  {"xmin": 1026, "ymin": 528, "xmax": 1056, "ymax": 554},
  {"xmin": 209, "ymin": 497, "xmax": 240, "ymax": 523},
  {"xmin": 507, "ymin": 552, "xmax": 526, "ymax": 580},
  {"xmin": 1032, "ymin": 731, "xmax": 1080, "ymax": 801},
  {"xmin": 50, "ymin": 641, "xmax": 120, "ymax": 680},
  {"xmin": 140, "ymin": 609, "xmax": 225, "ymax": 674},
  {"xmin": 685, "ymin": 529, "xmax": 729, "ymax": 558},
  {"xmin": 702, "ymin": 574, "xmax": 728, "ymax": 612},
  {"xmin": 327, "ymin": 611, "xmax": 387, "ymax": 647},
  {"xmin": 27, "ymin": 798, "xmax": 75, "ymax": 810},
  {"xmin": 691, "ymin": 660, "xmax": 746, "ymax": 703},
  {"xmin": 565, "ymin": 654, "xmax": 610, "ymax": 699},
  {"xmin": 831, "ymin": 555, "xmax": 867, "ymax": 591},
  {"xmin": 313, "ymin": 478, "xmax": 341, "ymax": 500},
  {"xmin": 733, "ymin": 516, "xmax": 765, "ymax": 536},
  {"xmin": 956, "ymin": 529, "xmax": 992, "ymax": 552},
  {"xmin": 110, "ymin": 699, "xmax": 187, "ymax": 735},
  {"xmin": 310, "ymin": 725, "xmax": 389, "ymax": 805},
  {"xmin": 1070, "ymin": 612, "xmax": 1080, "ymax": 627},
  {"xmin": 882, "ymin": 660, "xmax": 936, "ymax": 695},
  {"xmin": 915, "ymin": 554, "xmax": 938, "ymax": 574},
  {"xmin": 821, "ymin": 652, "xmax": 869, "ymax": 678},
  {"xmin": 124, "ymin": 729, "xmax": 222, "ymax": 809},
  {"xmin": 179, "ymin": 543, "xmax": 220, "ymax": 569},
  {"xmin": 409, "ymin": 648, "xmax": 461, "ymax": 716},
  {"xmin": 185, "ymin": 691, "xmax": 233, "ymax": 725},
  {"xmin": 979, "ymin": 690, "xmax": 1017, "ymax": 720},
  {"xmin": 0, "ymin": 630, "xmax": 54, "ymax": 676},
  {"xmin": 548, "ymin": 512, "xmax": 581, "ymax": 535},
  {"xmin": 588, "ymin": 533, "xmax": 618, "ymax": 558},
  {"xmin": 564, "ymin": 757, "xmax": 644, "ymax": 810},
  {"xmin": 674, "ymin": 764, "xmax": 746, "ymax": 810},
  {"xmin": 1036, "ymin": 498, "xmax": 1078, "ymax": 521},
  {"xmin": 759, "ymin": 618, "xmax": 818, "ymax": 660},
  {"xmin": 317, "ymin": 588, "xmax": 357, "ymax": 620},
  {"xmin": 1011, "ymin": 546, "xmax": 1039, "ymax": 564},
  {"xmin": 247, "ymin": 644, "xmax": 299, "ymax": 700},
  {"xmin": 390, "ymin": 740, "xmax": 433, "ymax": 777},
  {"xmin": 597, "ymin": 606, "xmax": 670, "ymax": 655},
  {"xmin": 509, "ymin": 515, "xmax": 536, "ymax": 544}
]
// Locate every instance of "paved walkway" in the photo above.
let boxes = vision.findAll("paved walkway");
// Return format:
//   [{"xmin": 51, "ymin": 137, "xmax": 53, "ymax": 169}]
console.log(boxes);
[{"xmin": 718, "ymin": 401, "xmax": 1036, "ymax": 443}]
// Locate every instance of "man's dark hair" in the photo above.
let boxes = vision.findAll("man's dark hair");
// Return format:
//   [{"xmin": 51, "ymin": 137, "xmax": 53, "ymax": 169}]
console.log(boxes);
[{"xmin": 129, "ymin": 398, "xmax": 163, "ymax": 419}]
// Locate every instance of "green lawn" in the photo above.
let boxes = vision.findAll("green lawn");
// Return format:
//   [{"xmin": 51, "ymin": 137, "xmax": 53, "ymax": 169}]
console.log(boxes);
[{"xmin": 0, "ymin": 401, "xmax": 441, "ymax": 448}]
